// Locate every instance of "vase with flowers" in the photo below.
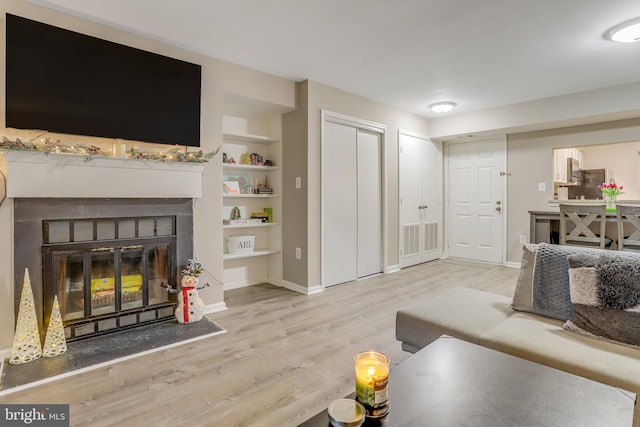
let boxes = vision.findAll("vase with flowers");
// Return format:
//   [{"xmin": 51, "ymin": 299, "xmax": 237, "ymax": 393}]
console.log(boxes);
[{"xmin": 599, "ymin": 179, "xmax": 624, "ymax": 211}]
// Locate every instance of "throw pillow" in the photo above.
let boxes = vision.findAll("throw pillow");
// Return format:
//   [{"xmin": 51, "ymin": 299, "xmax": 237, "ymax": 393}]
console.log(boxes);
[
  {"xmin": 511, "ymin": 244, "xmax": 538, "ymax": 312},
  {"xmin": 564, "ymin": 251, "xmax": 640, "ymax": 348}
]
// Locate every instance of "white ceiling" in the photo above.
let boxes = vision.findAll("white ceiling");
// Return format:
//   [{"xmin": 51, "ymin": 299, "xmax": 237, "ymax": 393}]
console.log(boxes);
[{"xmin": 22, "ymin": 0, "xmax": 640, "ymax": 118}]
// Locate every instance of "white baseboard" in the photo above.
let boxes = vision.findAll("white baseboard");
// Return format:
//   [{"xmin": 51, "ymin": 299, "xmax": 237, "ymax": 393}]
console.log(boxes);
[
  {"xmin": 223, "ymin": 278, "xmax": 269, "ymax": 291},
  {"xmin": 281, "ymin": 280, "xmax": 323, "ymax": 295},
  {"xmin": 204, "ymin": 301, "xmax": 227, "ymax": 314},
  {"xmin": 386, "ymin": 264, "xmax": 401, "ymax": 274},
  {"xmin": 505, "ymin": 261, "xmax": 521, "ymax": 269}
]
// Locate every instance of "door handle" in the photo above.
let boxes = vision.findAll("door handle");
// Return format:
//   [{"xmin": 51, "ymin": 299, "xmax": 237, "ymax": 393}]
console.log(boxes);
[
  {"xmin": 496, "ymin": 206, "xmax": 502, "ymax": 212},
  {"xmin": 418, "ymin": 205, "xmax": 428, "ymax": 210}
]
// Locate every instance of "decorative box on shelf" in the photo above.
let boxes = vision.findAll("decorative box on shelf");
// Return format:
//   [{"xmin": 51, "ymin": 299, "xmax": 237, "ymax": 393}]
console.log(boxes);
[{"xmin": 226, "ymin": 235, "xmax": 255, "ymax": 255}]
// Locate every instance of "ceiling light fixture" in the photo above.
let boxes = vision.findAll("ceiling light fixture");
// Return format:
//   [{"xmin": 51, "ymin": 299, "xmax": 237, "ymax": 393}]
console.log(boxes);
[
  {"xmin": 429, "ymin": 102, "xmax": 457, "ymax": 113},
  {"xmin": 605, "ymin": 17, "xmax": 640, "ymax": 42}
]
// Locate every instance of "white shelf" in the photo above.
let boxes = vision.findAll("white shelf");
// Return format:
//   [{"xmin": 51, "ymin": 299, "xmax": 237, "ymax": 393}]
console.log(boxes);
[
  {"xmin": 223, "ymin": 222, "xmax": 280, "ymax": 229},
  {"xmin": 223, "ymin": 193, "xmax": 279, "ymax": 198},
  {"xmin": 223, "ymin": 132, "xmax": 278, "ymax": 145},
  {"xmin": 223, "ymin": 249, "xmax": 280, "ymax": 260},
  {"xmin": 223, "ymin": 163, "xmax": 279, "ymax": 171}
]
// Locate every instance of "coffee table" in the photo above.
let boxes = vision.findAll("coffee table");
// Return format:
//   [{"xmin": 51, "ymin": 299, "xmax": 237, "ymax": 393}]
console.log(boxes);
[{"xmin": 299, "ymin": 336, "xmax": 635, "ymax": 426}]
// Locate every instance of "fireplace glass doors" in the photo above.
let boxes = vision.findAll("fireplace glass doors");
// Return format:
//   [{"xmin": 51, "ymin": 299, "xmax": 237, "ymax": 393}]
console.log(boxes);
[{"xmin": 43, "ymin": 216, "xmax": 177, "ymax": 340}]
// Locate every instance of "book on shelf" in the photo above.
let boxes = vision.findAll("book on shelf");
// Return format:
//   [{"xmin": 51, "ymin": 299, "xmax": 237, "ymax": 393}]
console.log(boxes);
[
  {"xmin": 223, "ymin": 218, "xmax": 264, "ymax": 225},
  {"xmin": 250, "ymin": 212, "xmax": 270, "ymax": 222}
]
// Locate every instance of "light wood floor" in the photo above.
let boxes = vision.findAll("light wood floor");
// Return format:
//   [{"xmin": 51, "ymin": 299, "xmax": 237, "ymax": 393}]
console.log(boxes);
[{"xmin": 0, "ymin": 259, "xmax": 519, "ymax": 427}]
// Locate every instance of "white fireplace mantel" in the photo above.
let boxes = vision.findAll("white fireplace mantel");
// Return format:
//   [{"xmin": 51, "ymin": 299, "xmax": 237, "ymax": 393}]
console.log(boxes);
[{"xmin": 0, "ymin": 150, "xmax": 207, "ymax": 198}]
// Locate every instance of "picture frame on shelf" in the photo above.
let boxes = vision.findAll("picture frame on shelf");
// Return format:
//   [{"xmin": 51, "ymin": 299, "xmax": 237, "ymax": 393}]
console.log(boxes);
[{"xmin": 223, "ymin": 181, "xmax": 241, "ymax": 195}]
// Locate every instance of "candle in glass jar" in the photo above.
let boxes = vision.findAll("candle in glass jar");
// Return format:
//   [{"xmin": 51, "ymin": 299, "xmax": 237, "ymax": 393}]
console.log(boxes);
[
  {"xmin": 354, "ymin": 350, "xmax": 389, "ymax": 418},
  {"xmin": 113, "ymin": 139, "xmax": 127, "ymax": 158}
]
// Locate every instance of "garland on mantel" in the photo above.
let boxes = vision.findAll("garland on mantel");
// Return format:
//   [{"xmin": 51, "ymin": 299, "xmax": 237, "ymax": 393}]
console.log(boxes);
[{"xmin": 0, "ymin": 136, "xmax": 219, "ymax": 163}]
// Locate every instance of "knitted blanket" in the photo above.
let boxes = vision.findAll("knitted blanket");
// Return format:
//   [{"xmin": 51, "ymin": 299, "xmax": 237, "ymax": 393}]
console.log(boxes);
[{"xmin": 531, "ymin": 243, "xmax": 600, "ymax": 320}]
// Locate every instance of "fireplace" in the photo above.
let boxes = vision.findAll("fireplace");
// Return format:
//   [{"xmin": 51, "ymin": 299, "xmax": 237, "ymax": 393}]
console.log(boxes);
[
  {"xmin": 0, "ymin": 150, "xmax": 207, "ymax": 350},
  {"xmin": 14, "ymin": 198, "xmax": 194, "ymax": 342},
  {"xmin": 42, "ymin": 215, "xmax": 177, "ymax": 340}
]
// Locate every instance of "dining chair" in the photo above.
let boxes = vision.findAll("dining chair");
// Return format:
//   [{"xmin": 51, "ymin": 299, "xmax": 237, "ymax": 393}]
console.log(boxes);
[
  {"xmin": 559, "ymin": 204, "xmax": 609, "ymax": 249},
  {"xmin": 616, "ymin": 204, "xmax": 640, "ymax": 251}
]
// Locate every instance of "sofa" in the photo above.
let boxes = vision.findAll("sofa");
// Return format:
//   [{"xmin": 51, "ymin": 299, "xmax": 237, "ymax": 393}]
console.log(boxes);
[{"xmin": 396, "ymin": 243, "xmax": 640, "ymax": 426}]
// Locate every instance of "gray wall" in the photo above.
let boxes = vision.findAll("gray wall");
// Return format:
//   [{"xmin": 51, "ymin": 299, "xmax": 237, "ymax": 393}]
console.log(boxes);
[
  {"xmin": 282, "ymin": 82, "xmax": 310, "ymax": 287},
  {"xmin": 283, "ymin": 80, "xmax": 431, "ymax": 290}
]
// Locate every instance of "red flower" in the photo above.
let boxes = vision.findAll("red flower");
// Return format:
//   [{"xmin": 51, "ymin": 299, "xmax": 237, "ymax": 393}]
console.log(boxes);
[{"xmin": 601, "ymin": 181, "xmax": 624, "ymax": 197}]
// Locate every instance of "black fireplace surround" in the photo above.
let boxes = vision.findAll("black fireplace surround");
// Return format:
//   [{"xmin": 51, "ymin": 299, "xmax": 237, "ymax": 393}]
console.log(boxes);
[{"xmin": 14, "ymin": 198, "xmax": 194, "ymax": 341}]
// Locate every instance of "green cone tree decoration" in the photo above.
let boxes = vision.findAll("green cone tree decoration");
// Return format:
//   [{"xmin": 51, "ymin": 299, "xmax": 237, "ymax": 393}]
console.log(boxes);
[
  {"xmin": 43, "ymin": 295, "xmax": 67, "ymax": 357},
  {"xmin": 9, "ymin": 268, "xmax": 42, "ymax": 365}
]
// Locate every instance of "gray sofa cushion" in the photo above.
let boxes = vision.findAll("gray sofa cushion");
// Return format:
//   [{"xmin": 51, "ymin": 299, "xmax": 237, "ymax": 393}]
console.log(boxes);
[
  {"xmin": 395, "ymin": 287, "xmax": 514, "ymax": 352},
  {"xmin": 482, "ymin": 312, "xmax": 640, "ymax": 401}
]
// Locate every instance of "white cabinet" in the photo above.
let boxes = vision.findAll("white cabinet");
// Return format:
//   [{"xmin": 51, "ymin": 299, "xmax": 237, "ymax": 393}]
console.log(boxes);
[
  {"xmin": 553, "ymin": 148, "xmax": 583, "ymax": 184},
  {"xmin": 553, "ymin": 149, "xmax": 568, "ymax": 183},
  {"xmin": 222, "ymin": 113, "xmax": 282, "ymax": 290}
]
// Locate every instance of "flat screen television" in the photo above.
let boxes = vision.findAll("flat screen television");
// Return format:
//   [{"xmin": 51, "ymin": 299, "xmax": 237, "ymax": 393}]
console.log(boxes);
[{"xmin": 6, "ymin": 13, "xmax": 202, "ymax": 147}]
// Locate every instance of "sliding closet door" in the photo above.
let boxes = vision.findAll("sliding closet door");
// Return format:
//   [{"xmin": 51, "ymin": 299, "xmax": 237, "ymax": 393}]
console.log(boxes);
[
  {"xmin": 323, "ymin": 115, "xmax": 383, "ymax": 287},
  {"xmin": 323, "ymin": 121, "xmax": 358, "ymax": 286},
  {"xmin": 357, "ymin": 129, "xmax": 382, "ymax": 277}
]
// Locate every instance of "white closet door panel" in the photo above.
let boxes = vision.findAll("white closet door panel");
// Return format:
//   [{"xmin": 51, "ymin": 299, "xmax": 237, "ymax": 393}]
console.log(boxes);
[
  {"xmin": 323, "ymin": 121, "xmax": 358, "ymax": 286},
  {"xmin": 420, "ymin": 138, "xmax": 443, "ymax": 260},
  {"xmin": 399, "ymin": 132, "xmax": 443, "ymax": 268},
  {"xmin": 357, "ymin": 129, "xmax": 382, "ymax": 277},
  {"xmin": 399, "ymin": 133, "xmax": 424, "ymax": 267}
]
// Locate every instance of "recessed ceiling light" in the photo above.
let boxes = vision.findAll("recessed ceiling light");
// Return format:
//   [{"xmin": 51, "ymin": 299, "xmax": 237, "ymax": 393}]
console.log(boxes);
[
  {"xmin": 605, "ymin": 17, "xmax": 640, "ymax": 42},
  {"xmin": 429, "ymin": 102, "xmax": 457, "ymax": 113}
]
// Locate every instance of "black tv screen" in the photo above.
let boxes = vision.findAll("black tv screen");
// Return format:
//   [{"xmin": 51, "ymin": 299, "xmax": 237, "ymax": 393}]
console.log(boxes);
[{"xmin": 6, "ymin": 14, "xmax": 201, "ymax": 147}]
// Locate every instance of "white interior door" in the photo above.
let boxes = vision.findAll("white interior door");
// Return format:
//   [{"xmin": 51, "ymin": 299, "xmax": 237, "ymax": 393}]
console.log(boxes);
[
  {"xmin": 400, "ymin": 131, "xmax": 443, "ymax": 268},
  {"xmin": 447, "ymin": 139, "xmax": 505, "ymax": 263},
  {"xmin": 357, "ymin": 129, "xmax": 382, "ymax": 277},
  {"xmin": 323, "ymin": 121, "xmax": 358, "ymax": 286}
]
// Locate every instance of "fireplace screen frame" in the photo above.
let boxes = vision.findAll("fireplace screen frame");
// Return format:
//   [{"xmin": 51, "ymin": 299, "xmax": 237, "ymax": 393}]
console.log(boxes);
[{"xmin": 42, "ymin": 216, "xmax": 178, "ymax": 341}]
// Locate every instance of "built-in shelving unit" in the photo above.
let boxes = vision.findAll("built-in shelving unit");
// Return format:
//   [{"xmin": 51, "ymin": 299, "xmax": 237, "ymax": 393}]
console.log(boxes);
[{"xmin": 221, "ymin": 110, "xmax": 282, "ymax": 290}]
